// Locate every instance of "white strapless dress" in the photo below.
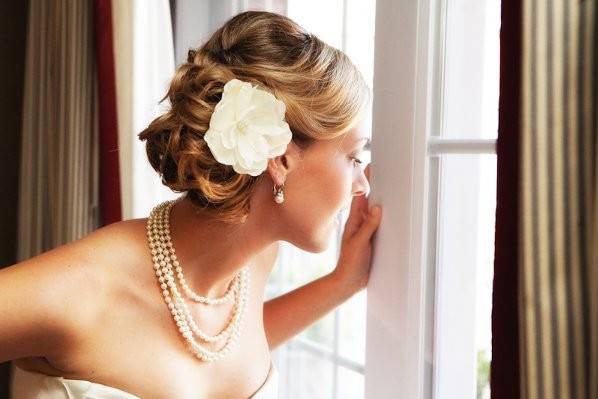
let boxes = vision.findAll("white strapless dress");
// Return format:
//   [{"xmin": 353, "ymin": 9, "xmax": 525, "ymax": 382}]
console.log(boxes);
[{"xmin": 10, "ymin": 361, "xmax": 278, "ymax": 398}]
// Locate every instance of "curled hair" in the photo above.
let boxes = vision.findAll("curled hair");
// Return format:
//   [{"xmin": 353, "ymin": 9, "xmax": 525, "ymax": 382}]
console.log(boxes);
[{"xmin": 138, "ymin": 10, "xmax": 371, "ymax": 224}]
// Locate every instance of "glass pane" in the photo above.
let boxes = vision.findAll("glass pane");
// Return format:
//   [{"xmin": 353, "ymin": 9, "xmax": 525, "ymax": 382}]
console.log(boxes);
[
  {"xmin": 286, "ymin": 348, "xmax": 334, "ymax": 399},
  {"xmin": 246, "ymin": 0, "xmax": 284, "ymax": 13},
  {"xmin": 299, "ymin": 310, "xmax": 336, "ymax": 348},
  {"xmin": 433, "ymin": 153, "xmax": 496, "ymax": 399},
  {"xmin": 287, "ymin": 0, "xmax": 345, "ymax": 49},
  {"xmin": 440, "ymin": 0, "xmax": 501, "ymax": 139},
  {"xmin": 337, "ymin": 365, "xmax": 365, "ymax": 399},
  {"xmin": 345, "ymin": 0, "xmax": 376, "ymax": 88},
  {"xmin": 338, "ymin": 290, "xmax": 367, "ymax": 364}
]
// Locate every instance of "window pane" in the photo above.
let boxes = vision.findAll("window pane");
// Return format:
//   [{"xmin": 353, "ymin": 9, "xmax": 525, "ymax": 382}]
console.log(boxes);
[
  {"xmin": 440, "ymin": 0, "xmax": 501, "ymax": 139},
  {"xmin": 345, "ymin": 0, "xmax": 376, "ymax": 88},
  {"xmin": 337, "ymin": 365, "xmax": 365, "ymax": 399},
  {"xmin": 246, "ymin": 0, "xmax": 286, "ymax": 14},
  {"xmin": 287, "ymin": 0, "xmax": 345, "ymax": 48},
  {"xmin": 338, "ymin": 290, "xmax": 367, "ymax": 364},
  {"xmin": 433, "ymin": 153, "xmax": 496, "ymax": 398},
  {"xmin": 285, "ymin": 348, "xmax": 334, "ymax": 398},
  {"xmin": 299, "ymin": 311, "xmax": 336, "ymax": 348}
]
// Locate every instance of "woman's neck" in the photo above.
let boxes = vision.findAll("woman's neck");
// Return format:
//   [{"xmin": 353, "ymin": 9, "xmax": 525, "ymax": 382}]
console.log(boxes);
[{"xmin": 167, "ymin": 196, "xmax": 276, "ymax": 299}]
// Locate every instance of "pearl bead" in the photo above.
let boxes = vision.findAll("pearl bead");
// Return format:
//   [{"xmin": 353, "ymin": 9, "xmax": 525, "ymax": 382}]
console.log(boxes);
[{"xmin": 146, "ymin": 197, "xmax": 250, "ymax": 363}]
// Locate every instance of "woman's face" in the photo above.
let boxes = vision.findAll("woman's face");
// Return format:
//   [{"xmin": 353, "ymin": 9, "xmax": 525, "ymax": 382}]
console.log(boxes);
[{"xmin": 269, "ymin": 118, "xmax": 371, "ymax": 253}]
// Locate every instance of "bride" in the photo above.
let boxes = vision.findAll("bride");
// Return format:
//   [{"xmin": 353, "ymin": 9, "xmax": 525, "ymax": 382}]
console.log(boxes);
[{"xmin": 1, "ymin": 10, "xmax": 382, "ymax": 399}]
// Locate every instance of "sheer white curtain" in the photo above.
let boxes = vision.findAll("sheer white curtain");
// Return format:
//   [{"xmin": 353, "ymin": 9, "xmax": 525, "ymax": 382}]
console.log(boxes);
[{"xmin": 112, "ymin": 0, "xmax": 177, "ymax": 220}]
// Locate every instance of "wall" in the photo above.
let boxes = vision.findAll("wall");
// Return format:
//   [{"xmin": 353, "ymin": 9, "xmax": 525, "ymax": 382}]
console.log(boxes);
[{"xmin": 0, "ymin": 0, "xmax": 28, "ymax": 395}]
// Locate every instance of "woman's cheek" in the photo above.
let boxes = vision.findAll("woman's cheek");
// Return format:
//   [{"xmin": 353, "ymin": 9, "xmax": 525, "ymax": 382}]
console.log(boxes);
[{"xmin": 324, "ymin": 156, "xmax": 352, "ymax": 213}]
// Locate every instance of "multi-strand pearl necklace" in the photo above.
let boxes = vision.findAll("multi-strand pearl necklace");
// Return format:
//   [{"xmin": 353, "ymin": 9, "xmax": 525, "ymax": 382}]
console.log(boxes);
[{"xmin": 146, "ymin": 197, "xmax": 250, "ymax": 362}]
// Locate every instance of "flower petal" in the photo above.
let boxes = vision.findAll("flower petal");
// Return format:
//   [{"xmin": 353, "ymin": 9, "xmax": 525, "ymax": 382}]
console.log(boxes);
[
  {"xmin": 245, "ymin": 127, "xmax": 270, "ymax": 155},
  {"xmin": 251, "ymin": 158, "xmax": 268, "ymax": 176},
  {"xmin": 220, "ymin": 126, "xmax": 238, "ymax": 149},
  {"xmin": 234, "ymin": 81, "xmax": 255, "ymax": 120},
  {"xmin": 223, "ymin": 78, "xmax": 244, "ymax": 95},
  {"xmin": 247, "ymin": 91, "xmax": 280, "ymax": 122},
  {"xmin": 204, "ymin": 128, "xmax": 236, "ymax": 165},
  {"xmin": 267, "ymin": 127, "xmax": 293, "ymax": 157},
  {"xmin": 236, "ymin": 133, "xmax": 258, "ymax": 164},
  {"xmin": 209, "ymin": 101, "xmax": 236, "ymax": 132}
]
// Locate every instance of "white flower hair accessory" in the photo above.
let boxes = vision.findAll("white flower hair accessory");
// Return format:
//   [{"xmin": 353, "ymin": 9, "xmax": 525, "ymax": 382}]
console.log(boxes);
[{"xmin": 203, "ymin": 78, "xmax": 293, "ymax": 177}]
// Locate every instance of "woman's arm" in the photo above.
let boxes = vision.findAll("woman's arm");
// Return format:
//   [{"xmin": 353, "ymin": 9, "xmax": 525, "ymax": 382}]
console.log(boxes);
[
  {"xmin": 262, "ymin": 272, "xmax": 358, "ymax": 351},
  {"xmin": 0, "ymin": 252, "xmax": 84, "ymax": 363}
]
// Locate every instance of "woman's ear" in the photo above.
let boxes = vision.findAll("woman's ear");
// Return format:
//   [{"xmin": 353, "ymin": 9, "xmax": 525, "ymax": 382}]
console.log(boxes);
[{"xmin": 266, "ymin": 140, "xmax": 303, "ymax": 185}]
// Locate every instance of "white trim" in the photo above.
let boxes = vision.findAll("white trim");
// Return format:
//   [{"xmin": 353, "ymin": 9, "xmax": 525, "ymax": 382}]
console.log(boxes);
[
  {"xmin": 427, "ymin": 138, "xmax": 497, "ymax": 155},
  {"xmin": 364, "ymin": 0, "xmax": 437, "ymax": 397},
  {"xmin": 288, "ymin": 337, "xmax": 366, "ymax": 373}
]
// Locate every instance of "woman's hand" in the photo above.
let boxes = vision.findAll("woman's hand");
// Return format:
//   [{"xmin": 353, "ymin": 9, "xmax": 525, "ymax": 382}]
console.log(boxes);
[{"xmin": 330, "ymin": 164, "xmax": 382, "ymax": 294}]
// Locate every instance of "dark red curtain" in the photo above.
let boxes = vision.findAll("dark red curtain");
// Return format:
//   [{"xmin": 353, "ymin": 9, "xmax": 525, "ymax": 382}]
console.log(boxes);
[
  {"xmin": 93, "ymin": 0, "xmax": 122, "ymax": 226},
  {"xmin": 491, "ymin": 0, "xmax": 522, "ymax": 398}
]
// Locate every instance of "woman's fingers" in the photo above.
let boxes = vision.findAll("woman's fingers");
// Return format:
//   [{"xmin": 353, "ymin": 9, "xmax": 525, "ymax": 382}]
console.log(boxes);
[
  {"xmin": 343, "ymin": 194, "xmax": 368, "ymax": 237},
  {"xmin": 355, "ymin": 205, "xmax": 382, "ymax": 242}
]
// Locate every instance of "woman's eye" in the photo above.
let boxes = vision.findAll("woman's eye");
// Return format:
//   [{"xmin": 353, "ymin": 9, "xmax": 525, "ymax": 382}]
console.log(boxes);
[{"xmin": 351, "ymin": 156, "xmax": 363, "ymax": 167}]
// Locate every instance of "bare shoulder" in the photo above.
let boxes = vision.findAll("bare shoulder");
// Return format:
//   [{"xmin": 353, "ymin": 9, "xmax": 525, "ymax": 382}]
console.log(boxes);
[
  {"xmin": 26, "ymin": 218, "xmax": 149, "ymax": 295},
  {"xmin": 1, "ymin": 220, "xmax": 149, "ymax": 362},
  {"xmin": 59, "ymin": 218, "xmax": 153, "ymax": 307}
]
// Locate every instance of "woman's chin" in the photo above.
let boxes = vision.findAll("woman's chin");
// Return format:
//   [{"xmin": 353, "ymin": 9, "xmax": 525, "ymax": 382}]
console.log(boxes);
[
  {"xmin": 305, "ymin": 223, "xmax": 337, "ymax": 253},
  {"xmin": 290, "ymin": 218, "xmax": 339, "ymax": 254}
]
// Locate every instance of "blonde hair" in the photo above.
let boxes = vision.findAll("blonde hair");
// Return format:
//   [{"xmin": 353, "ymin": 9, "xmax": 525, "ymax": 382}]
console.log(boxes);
[{"xmin": 138, "ymin": 10, "xmax": 371, "ymax": 224}]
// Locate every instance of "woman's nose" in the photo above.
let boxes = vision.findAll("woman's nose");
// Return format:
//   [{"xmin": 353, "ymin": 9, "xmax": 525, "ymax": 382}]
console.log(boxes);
[
  {"xmin": 364, "ymin": 163, "xmax": 372, "ymax": 180},
  {"xmin": 353, "ymin": 164, "xmax": 371, "ymax": 196}
]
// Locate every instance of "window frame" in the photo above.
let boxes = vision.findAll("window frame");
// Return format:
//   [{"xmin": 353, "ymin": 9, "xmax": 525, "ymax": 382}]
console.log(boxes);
[
  {"xmin": 365, "ymin": 0, "xmax": 497, "ymax": 398},
  {"xmin": 363, "ymin": 0, "xmax": 435, "ymax": 396}
]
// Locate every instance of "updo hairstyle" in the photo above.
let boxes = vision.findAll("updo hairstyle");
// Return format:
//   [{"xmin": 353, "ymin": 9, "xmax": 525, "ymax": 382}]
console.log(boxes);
[{"xmin": 138, "ymin": 10, "xmax": 371, "ymax": 224}]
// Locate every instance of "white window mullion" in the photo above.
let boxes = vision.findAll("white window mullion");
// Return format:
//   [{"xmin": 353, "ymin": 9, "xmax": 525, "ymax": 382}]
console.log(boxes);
[
  {"xmin": 365, "ymin": 0, "xmax": 437, "ymax": 397},
  {"xmin": 427, "ymin": 138, "xmax": 497, "ymax": 155},
  {"xmin": 289, "ymin": 337, "xmax": 366, "ymax": 372},
  {"xmin": 423, "ymin": 155, "xmax": 441, "ymax": 399}
]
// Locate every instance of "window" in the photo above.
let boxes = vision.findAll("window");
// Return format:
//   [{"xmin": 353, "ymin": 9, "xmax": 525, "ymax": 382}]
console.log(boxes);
[
  {"xmin": 364, "ymin": 1, "xmax": 499, "ymax": 398},
  {"xmin": 427, "ymin": 1, "xmax": 500, "ymax": 397}
]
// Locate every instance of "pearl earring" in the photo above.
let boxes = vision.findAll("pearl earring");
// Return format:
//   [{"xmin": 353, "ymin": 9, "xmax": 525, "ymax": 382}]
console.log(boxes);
[{"xmin": 273, "ymin": 183, "xmax": 285, "ymax": 204}]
